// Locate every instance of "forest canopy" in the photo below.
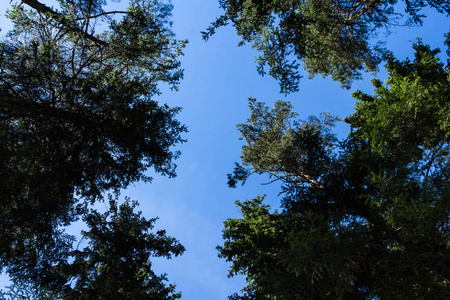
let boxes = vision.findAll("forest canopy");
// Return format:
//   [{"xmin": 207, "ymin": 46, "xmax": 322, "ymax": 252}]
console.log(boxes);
[
  {"xmin": 204, "ymin": 0, "xmax": 450, "ymax": 93},
  {"xmin": 0, "ymin": 0, "xmax": 186, "ymax": 298},
  {"xmin": 222, "ymin": 42, "xmax": 450, "ymax": 299},
  {"xmin": 0, "ymin": 0, "xmax": 449, "ymax": 299}
]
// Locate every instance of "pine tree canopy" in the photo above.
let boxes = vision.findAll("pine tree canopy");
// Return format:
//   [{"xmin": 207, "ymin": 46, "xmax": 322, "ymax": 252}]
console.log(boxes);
[
  {"xmin": 0, "ymin": 0, "xmax": 186, "ymax": 298},
  {"xmin": 204, "ymin": 0, "xmax": 450, "ymax": 94},
  {"xmin": 222, "ymin": 42, "xmax": 450, "ymax": 299}
]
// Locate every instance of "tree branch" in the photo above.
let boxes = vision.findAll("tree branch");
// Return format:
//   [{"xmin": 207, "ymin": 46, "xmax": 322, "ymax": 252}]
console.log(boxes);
[
  {"xmin": 20, "ymin": 0, "xmax": 109, "ymax": 46},
  {"xmin": 74, "ymin": 10, "xmax": 129, "ymax": 21},
  {"xmin": 344, "ymin": 0, "xmax": 378, "ymax": 23},
  {"xmin": 0, "ymin": 95, "xmax": 95, "ymax": 123}
]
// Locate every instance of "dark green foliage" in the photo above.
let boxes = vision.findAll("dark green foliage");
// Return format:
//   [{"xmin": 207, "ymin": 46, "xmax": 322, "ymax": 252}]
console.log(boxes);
[
  {"xmin": 0, "ymin": 278, "xmax": 54, "ymax": 299},
  {"xmin": 0, "ymin": 0, "xmax": 186, "ymax": 297},
  {"xmin": 220, "ymin": 43, "xmax": 450, "ymax": 299},
  {"xmin": 0, "ymin": 198, "xmax": 185, "ymax": 300},
  {"xmin": 60, "ymin": 198, "xmax": 185, "ymax": 299},
  {"xmin": 228, "ymin": 97, "xmax": 338, "ymax": 190},
  {"xmin": 204, "ymin": 0, "xmax": 450, "ymax": 93}
]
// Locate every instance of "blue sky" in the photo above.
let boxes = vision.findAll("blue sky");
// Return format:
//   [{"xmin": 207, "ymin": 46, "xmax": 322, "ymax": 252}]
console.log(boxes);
[{"xmin": 0, "ymin": 1, "xmax": 449, "ymax": 299}]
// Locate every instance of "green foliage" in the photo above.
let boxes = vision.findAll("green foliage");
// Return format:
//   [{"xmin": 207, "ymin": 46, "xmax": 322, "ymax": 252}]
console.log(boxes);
[
  {"xmin": 0, "ymin": 198, "xmax": 185, "ymax": 299},
  {"xmin": 220, "ymin": 43, "xmax": 450, "ymax": 299},
  {"xmin": 348, "ymin": 42, "xmax": 450, "ymax": 159},
  {"xmin": 204, "ymin": 0, "xmax": 450, "ymax": 93},
  {"xmin": 0, "ymin": 278, "xmax": 55, "ymax": 299},
  {"xmin": 0, "ymin": 0, "xmax": 186, "ymax": 297},
  {"xmin": 219, "ymin": 196, "xmax": 286, "ymax": 299},
  {"xmin": 228, "ymin": 97, "xmax": 338, "ymax": 189},
  {"xmin": 59, "ymin": 198, "xmax": 185, "ymax": 299}
]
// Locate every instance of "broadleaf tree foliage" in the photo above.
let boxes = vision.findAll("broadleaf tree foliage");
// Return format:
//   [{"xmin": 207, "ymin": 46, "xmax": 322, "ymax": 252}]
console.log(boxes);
[
  {"xmin": 204, "ymin": 0, "xmax": 450, "ymax": 94},
  {"xmin": 222, "ymin": 42, "xmax": 450, "ymax": 299},
  {"xmin": 0, "ymin": 0, "xmax": 186, "ymax": 297}
]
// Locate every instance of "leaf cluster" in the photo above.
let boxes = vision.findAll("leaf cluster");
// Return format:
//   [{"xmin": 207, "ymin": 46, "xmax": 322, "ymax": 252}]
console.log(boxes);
[
  {"xmin": 228, "ymin": 98, "xmax": 338, "ymax": 189},
  {"xmin": 58, "ymin": 198, "xmax": 185, "ymax": 300}
]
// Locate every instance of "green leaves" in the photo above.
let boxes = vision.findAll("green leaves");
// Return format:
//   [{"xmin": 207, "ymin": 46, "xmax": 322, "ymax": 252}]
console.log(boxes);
[
  {"xmin": 229, "ymin": 98, "xmax": 338, "ymax": 189},
  {"xmin": 220, "ymin": 43, "xmax": 450, "ymax": 299},
  {"xmin": 206, "ymin": 0, "xmax": 449, "ymax": 93},
  {"xmin": 60, "ymin": 198, "xmax": 185, "ymax": 299},
  {"xmin": 0, "ymin": 0, "xmax": 186, "ymax": 297},
  {"xmin": 218, "ymin": 196, "xmax": 286, "ymax": 298},
  {"xmin": 348, "ymin": 41, "xmax": 450, "ymax": 167}
]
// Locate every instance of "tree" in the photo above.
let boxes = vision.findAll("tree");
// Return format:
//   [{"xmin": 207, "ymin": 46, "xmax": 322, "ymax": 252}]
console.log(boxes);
[
  {"xmin": 60, "ymin": 198, "xmax": 185, "ymax": 300},
  {"xmin": 220, "ymin": 42, "xmax": 450, "ymax": 299},
  {"xmin": 0, "ymin": 198, "xmax": 185, "ymax": 300},
  {"xmin": 203, "ymin": 0, "xmax": 450, "ymax": 94},
  {"xmin": 0, "ymin": 0, "xmax": 186, "ymax": 296}
]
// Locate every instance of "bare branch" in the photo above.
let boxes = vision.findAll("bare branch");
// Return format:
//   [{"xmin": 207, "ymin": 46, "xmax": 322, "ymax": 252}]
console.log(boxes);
[{"xmin": 74, "ymin": 10, "xmax": 129, "ymax": 21}]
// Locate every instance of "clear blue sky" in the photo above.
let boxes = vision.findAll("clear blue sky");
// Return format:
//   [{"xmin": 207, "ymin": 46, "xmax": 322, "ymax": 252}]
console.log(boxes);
[{"xmin": 0, "ymin": 1, "xmax": 448, "ymax": 299}]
